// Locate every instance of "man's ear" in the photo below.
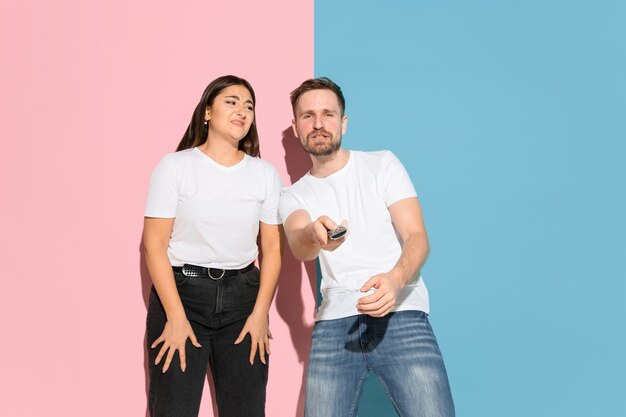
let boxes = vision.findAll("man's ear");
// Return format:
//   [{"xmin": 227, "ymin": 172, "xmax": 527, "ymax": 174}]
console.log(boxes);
[
  {"xmin": 341, "ymin": 114, "xmax": 348, "ymax": 135},
  {"xmin": 291, "ymin": 119, "xmax": 299, "ymax": 138}
]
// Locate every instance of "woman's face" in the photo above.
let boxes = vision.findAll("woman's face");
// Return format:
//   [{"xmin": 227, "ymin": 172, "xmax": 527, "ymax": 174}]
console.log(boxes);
[{"xmin": 205, "ymin": 84, "xmax": 255, "ymax": 142}]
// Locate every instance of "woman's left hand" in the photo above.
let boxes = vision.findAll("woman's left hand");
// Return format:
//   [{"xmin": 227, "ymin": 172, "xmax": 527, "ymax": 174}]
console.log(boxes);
[{"xmin": 234, "ymin": 310, "xmax": 273, "ymax": 365}]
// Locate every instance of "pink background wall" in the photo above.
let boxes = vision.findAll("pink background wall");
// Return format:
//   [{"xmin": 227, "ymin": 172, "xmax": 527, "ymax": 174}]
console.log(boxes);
[{"xmin": 0, "ymin": 1, "xmax": 315, "ymax": 415}]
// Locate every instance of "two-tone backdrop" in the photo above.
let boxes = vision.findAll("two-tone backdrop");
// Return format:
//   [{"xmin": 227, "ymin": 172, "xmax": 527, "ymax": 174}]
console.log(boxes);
[{"xmin": 1, "ymin": 1, "xmax": 624, "ymax": 416}]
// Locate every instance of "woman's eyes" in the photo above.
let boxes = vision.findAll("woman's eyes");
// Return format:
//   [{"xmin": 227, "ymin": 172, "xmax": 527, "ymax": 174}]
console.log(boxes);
[{"xmin": 225, "ymin": 100, "xmax": 253, "ymax": 111}]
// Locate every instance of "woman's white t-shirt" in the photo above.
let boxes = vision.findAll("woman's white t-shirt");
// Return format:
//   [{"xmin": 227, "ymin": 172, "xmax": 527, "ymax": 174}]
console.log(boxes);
[{"xmin": 144, "ymin": 148, "xmax": 283, "ymax": 269}]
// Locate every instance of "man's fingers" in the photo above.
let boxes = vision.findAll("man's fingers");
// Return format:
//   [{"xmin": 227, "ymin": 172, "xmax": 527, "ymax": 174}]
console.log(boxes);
[
  {"xmin": 357, "ymin": 288, "xmax": 385, "ymax": 305},
  {"xmin": 318, "ymin": 216, "xmax": 338, "ymax": 231},
  {"xmin": 367, "ymin": 300, "xmax": 395, "ymax": 317},
  {"xmin": 357, "ymin": 292, "xmax": 383, "ymax": 305},
  {"xmin": 313, "ymin": 222, "xmax": 329, "ymax": 246},
  {"xmin": 360, "ymin": 276, "xmax": 380, "ymax": 293},
  {"xmin": 358, "ymin": 293, "xmax": 392, "ymax": 311}
]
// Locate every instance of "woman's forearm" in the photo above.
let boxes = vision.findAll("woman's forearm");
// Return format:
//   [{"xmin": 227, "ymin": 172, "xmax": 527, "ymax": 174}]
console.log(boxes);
[
  {"xmin": 253, "ymin": 223, "xmax": 284, "ymax": 315},
  {"xmin": 145, "ymin": 248, "xmax": 187, "ymax": 320},
  {"xmin": 143, "ymin": 217, "xmax": 186, "ymax": 321}
]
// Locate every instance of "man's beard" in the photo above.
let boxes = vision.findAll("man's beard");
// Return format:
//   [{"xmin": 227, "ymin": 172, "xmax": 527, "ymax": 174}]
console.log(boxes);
[{"xmin": 301, "ymin": 129, "xmax": 341, "ymax": 157}]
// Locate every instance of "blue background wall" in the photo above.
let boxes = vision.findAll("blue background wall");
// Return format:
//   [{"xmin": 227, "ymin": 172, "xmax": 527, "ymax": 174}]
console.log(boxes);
[{"xmin": 315, "ymin": 1, "xmax": 626, "ymax": 416}]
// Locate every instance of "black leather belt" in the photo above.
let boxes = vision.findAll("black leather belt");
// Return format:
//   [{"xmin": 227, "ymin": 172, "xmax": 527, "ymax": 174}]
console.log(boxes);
[{"xmin": 173, "ymin": 263, "xmax": 255, "ymax": 280}]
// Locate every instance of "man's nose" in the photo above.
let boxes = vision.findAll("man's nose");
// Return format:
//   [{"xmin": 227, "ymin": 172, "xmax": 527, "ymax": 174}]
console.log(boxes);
[{"xmin": 313, "ymin": 115, "xmax": 324, "ymax": 129}]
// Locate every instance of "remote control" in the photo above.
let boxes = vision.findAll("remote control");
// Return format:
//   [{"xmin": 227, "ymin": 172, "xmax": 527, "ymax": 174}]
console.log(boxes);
[{"xmin": 327, "ymin": 225, "xmax": 348, "ymax": 240}]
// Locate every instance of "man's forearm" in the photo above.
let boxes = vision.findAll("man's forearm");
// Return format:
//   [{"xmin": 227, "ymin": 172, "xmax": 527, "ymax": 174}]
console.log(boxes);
[{"xmin": 389, "ymin": 231, "xmax": 430, "ymax": 286}]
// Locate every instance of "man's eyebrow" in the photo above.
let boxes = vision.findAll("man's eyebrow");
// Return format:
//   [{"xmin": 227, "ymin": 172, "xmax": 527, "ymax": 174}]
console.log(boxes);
[
  {"xmin": 300, "ymin": 108, "xmax": 337, "ymax": 114},
  {"xmin": 224, "ymin": 95, "xmax": 254, "ymax": 104}
]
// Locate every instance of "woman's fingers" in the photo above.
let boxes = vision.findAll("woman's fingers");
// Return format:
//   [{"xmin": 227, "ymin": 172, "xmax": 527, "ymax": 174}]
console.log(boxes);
[
  {"xmin": 234, "ymin": 327, "xmax": 248, "ymax": 345},
  {"xmin": 151, "ymin": 335, "xmax": 164, "ymax": 350},
  {"xmin": 162, "ymin": 345, "xmax": 177, "ymax": 373},
  {"xmin": 189, "ymin": 330, "xmax": 202, "ymax": 348},
  {"xmin": 155, "ymin": 342, "xmax": 168, "ymax": 365},
  {"xmin": 249, "ymin": 339, "xmax": 258, "ymax": 365},
  {"xmin": 152, "ymin": 321, "xmax": 203, "ymax": 373},
  {"xmin": 179, "ymin": 346, "xmax": 187, "ymax": 372},
  {"xmin": 258, "ymin": 340, "xmax": 266, "ymax": 365}
]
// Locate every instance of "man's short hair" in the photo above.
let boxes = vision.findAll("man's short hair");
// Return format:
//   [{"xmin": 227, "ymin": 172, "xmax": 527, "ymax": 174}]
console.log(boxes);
[{"xmin": 290, "ymin": 77, "xmax": 346, "ymax": 116}]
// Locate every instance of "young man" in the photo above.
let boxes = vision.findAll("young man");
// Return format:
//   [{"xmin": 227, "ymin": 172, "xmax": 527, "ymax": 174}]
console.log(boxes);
[{"xmin": 279, "ymin": 77, "xmax": 455, "ymax": 417}]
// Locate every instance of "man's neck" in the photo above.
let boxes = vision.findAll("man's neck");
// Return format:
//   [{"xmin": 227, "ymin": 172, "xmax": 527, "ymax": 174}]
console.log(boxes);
[{"xmin": 309, "ymin": 149, "xmax": 350, "ymax": 178}]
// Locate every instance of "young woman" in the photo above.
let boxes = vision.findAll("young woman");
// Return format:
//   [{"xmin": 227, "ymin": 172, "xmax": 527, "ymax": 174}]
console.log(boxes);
[{"xmin": 143, "ymin": 75, "xmax": 283, "ymax": 417}]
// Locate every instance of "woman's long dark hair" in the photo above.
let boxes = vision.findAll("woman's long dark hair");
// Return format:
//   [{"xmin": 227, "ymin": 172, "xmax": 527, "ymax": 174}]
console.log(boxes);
[{"xmin": 176, "ymin": 75, "xmax": 260, "ymax": 157}]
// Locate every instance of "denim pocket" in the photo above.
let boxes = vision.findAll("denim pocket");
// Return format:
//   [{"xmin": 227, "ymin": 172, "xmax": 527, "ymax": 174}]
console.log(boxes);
[
  {"xmin": 173, "ymin": 271, "xmax": 189, "ymax": 287},
  {"xmin": 244, "ymin": 267, "xmax": 261, "ymax": 286}
]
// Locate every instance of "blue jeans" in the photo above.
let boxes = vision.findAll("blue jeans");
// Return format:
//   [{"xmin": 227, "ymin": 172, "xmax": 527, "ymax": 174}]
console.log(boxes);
[
  {"xmin": 305, "ymin": 311, "xmax": 455, "ymax": 417},
  {"xmin": 146, "ymin": 267, "xmax": 267, "ymax": 417}
]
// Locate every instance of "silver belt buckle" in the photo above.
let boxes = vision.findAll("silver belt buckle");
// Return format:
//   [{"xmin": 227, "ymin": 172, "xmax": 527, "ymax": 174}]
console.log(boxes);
[{"xmin": 208, "ymin": 268, "xmax": 225, "ymax": 280}]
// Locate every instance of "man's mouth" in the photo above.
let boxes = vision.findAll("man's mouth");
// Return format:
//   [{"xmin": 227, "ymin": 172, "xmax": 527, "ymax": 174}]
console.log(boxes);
[{"xmin": 308, "ymin": 131, "xmax": 331, "ymax": 140}]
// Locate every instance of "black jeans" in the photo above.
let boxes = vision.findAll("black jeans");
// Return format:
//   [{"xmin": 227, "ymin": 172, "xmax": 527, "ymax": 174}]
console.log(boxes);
[{"xmin": 147, "ymin": 266, "xmax": 267, "ymax": 417}]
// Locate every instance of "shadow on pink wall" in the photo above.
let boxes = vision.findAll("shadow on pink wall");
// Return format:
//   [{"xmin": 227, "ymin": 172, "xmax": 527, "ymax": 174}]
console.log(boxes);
[{"xmin": 274, "ymin": 126, "xmax": 318, "ymax": 416}]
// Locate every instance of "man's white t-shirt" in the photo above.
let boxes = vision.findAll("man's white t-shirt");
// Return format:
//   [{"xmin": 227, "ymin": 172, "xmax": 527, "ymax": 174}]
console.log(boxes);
[
  {"xmin": 145, "ymin": 148, "xmax": 283, "ymax": 269},
  {"xmin": 279, "ymin": 150, "xmax": 430, "ymax": 321}
]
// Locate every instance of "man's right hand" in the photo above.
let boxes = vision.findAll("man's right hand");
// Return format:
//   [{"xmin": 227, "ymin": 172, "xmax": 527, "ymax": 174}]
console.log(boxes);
[{"xmin": 311, "ymin": 216, "xmax": 348, "ymax": 251}]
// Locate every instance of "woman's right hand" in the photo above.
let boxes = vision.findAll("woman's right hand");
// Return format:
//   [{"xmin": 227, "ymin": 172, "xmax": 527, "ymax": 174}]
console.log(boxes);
[{"xmin": 151, "ymin": 317, "xmax": 202, "ymax": 373}]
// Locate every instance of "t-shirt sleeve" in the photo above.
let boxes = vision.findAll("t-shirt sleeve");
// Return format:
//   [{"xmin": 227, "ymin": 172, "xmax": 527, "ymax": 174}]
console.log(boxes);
[
  {"xmin": 279, "ymin": 187, "xmax": 307, "ymax": 223},
  {"xmin": 144, "ymin": 155, "xmax": 179, "ymax": 218},
  {"xmin": 260, "ymin": 166, "xmax": 284, "ymax": 225},
  {"xmin": 380, "ymin": 151, "xmax": 417, "ymax": 207}
]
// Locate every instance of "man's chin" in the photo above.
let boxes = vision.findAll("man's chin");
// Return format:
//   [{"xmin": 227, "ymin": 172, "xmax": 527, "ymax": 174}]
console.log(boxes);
[
  {"xmin": 303, "ymin": 141, "xmax": 341, "ymax": 157},
  {"xmin": 305, "ymin": 147, "xmax": 335, "ymax": 157}
]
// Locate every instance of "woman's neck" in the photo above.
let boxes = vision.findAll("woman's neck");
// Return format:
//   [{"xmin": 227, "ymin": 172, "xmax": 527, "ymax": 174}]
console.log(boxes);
[{"xmin": 197, "ymin": 140, "xmax": 244, "ymax": 167}]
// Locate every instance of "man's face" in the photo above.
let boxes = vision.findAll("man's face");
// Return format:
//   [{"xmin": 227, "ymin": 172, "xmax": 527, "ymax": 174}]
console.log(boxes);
[{"xmin": 292, "ymin": 89, "xmax": 348, "ymax": 157}]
